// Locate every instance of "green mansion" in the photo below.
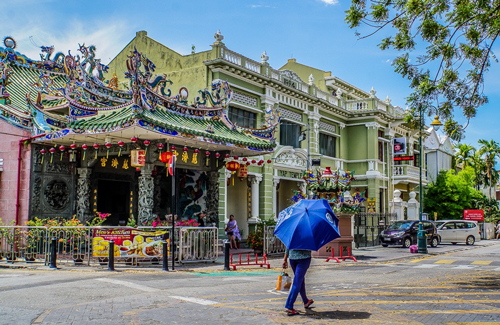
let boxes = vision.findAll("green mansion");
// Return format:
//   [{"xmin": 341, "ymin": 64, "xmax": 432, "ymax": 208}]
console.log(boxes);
[{"xmin": 107, "ymin": 30, "xmax": 425, "ymax": 238}]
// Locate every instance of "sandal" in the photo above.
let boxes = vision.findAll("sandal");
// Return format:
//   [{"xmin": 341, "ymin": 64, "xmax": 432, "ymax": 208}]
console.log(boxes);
[
  {"xmin": 286, "ymin": 309, "xmax": 300, "ymax": 316},
  {"xmin": 304, "ymin": 299, "xmax": 314, "ymax": 309}
]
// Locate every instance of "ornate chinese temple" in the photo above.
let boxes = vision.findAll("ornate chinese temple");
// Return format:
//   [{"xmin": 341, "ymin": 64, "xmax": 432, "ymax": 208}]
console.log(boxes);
[{"xmin": 0, "ymin": 36, "xmax": 278, "ymax": 226}]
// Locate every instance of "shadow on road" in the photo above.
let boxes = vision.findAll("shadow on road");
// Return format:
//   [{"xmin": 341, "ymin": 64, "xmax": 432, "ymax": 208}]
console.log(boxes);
[
  {"xmin": 454, "ymin": 274, "xmax": 500, "ymax": 289},
  {"xmin": 303, "ymin": 309, "xmax": 371, "ymax": 320}
]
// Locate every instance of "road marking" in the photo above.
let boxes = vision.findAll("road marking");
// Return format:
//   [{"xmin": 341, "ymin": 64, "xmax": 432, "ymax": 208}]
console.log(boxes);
[
  {"xmin": 493, "ymin": 267, "xmax": 500, "ymax": 271},
  {"xmin": 414, "ymin": 264, "xmax": 439, "ymax": 268},
  {"xmin": 95, "ymin": 278, "xmax": 158, "ymax": 292},
  {"xmin": 434, "ymin": 259, "xmax": 455, "ymax": 264},
  {"xmin": 267, "ymin": 289, "xmax": 288, "ymax": 295},
  {"xmin": 471, "ymin": 260, "xmax": 492, "ymax": 265},
  {"xmin": 169, "ymin": 295, "xmax": 218, "ymax": 305},
  {"xmin": 452, "ymin": 265, "xmax": 478, "ymax": 269}
]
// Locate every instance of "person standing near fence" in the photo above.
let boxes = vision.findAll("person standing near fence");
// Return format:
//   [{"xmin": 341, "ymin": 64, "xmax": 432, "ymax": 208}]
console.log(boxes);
[
  {"xmin": 226, "ymin": 215, "xmax": 240, "ymax": 249},
  {"xmin": 282, "ymin": 248, "xmax": 314, "ymax": 316}
]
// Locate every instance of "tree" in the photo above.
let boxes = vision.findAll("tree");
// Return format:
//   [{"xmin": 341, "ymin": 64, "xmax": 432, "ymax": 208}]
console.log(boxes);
[
  {"xmin": 424, "ymin": 167, "xmax": 484, "ymax": 220},
  {"xmin": 345, "ymin": 1, "xmax": 500, "ymax": 141},
  {"xmin": 454, "ymin": 143, "xmax": 474, "ymax": 170},
  {"xmin": 478, "ymin": 139, "xmax": 500, "ymax": 199}
]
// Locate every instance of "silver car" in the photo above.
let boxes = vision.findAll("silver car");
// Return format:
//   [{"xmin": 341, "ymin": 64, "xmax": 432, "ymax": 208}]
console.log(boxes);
[{"xmin": 435, "ymin": 220, "xmax": 481, "ymax": 245}]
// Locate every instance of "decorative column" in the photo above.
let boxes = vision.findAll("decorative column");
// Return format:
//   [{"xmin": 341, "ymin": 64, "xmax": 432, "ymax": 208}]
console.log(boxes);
[
  {"xmin": 272, "ymin": 177, "xmax": 280, "ymax": 219},
  {"xmin": 389, "ymin": 189, "xmax": 405, "ymax": 221},
  {"xmin": 138, "ymin": 164, "xmax": 154, "ymax": 225},
  {"xmin": 76, "ymin": 168, "xmax": 92, "ymax": 222},
  {"xmin": 207, "ymin": 171, "xmax": 220, "ymax": 225},
  {"xmin": 406, "ymin": 191, "xmax": 420, "ymax": 220},
  {"xmin": 248, "ymin": 174, "xmax": 262, "ymax": 224}
]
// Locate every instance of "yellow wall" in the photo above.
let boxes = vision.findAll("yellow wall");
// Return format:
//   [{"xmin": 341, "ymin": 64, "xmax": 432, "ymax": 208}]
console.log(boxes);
[
  {"xmin": 279, "ymin": 59, "xmax": 330, "ymax": 92},
  {"xmin": 226, "ymin": 178, "xmax": 249, "ymax": 239},
  {"xmin": 107, "ymin": 31, "xmax": 213, "ymax": 96}
]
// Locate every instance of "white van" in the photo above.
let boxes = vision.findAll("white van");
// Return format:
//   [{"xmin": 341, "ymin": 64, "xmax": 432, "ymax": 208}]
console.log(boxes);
[{"xmin": 435, "ymin": 220, "xmax": 481, "ymax": 245}]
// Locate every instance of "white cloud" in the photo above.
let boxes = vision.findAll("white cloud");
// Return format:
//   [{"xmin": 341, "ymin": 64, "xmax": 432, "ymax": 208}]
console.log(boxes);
[
  {"xmin": 319, "ymin": 0, "xmax": 339, "ymax": 5},
  {"xmin": 250, "ymin": 4, "xmax": 272, "ymax": 8}
]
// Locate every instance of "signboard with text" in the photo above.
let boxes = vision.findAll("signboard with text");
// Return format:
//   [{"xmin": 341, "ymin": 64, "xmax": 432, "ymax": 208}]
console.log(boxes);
[
  {"xmin": 393, "ymin": 137, "xmax": 407, "ymax": 155},
  {"xmin": 92, "ymin": 228, "xmax": 169, "ymax": 257},
  {"xmin": 463, "ymin": 209, "xmax": 484, "ymax": 221}
]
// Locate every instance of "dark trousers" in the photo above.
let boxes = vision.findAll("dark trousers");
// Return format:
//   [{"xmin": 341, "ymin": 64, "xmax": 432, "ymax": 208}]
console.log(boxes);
[{"xmin": 285, "ymin": 257, "xmax": 311, "ymax": 310}]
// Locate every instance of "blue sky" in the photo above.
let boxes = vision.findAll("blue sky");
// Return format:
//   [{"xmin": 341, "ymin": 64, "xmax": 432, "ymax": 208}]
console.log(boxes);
[{"xmin": 3, "ymin": 0, "xmax": 499, "ymax": 150}]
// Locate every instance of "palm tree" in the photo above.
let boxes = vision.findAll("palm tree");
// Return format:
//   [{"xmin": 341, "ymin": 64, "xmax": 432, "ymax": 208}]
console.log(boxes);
[
  {"xmin": 470, "ymin": 150, "xmax": 486, "ymax": 191},
  {"xmin": 454, "ymin": 143, "xmax": 475, "ymax": 170},
  {"xmin": 478, "ymin": 139, "xmax": 500, "ymax": 199}
]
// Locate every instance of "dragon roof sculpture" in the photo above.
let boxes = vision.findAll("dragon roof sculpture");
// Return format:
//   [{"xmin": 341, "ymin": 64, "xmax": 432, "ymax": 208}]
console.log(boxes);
[{"xmin": 0, "ymin": 37, "xmax": 280, "ymax": 154}]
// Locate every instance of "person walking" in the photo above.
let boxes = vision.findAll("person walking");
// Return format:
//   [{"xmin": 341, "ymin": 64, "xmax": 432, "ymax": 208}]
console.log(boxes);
[
  {"xmin": 282, "ymin": 248, "xmax": 314, "ymax": 316},
  {"xmin": 496, "ymin": 220, "xmax": 500, "ymax": 239},
  {"xmin": 226, "ymin": 215, "xmax": 241, "ymax": 249}
]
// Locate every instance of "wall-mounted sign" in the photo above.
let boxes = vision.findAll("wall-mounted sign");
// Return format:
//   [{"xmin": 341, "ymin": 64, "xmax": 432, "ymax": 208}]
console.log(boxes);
[
  {"xmin": 393, "ymin": 156, "xmax": 414, "ymax": 161},
  {"xmin": 237, "ymin": 165, "xmax": 247, "ymax": 178},
  {"xmin": 464, "ymin": 209, "xmax": 484, "ymax": 221},
  {"xmin": 130, "ymin": 150, "xmax": 146, "ymax": 167},
  {"xmin": 393, "ymin": 137, "xmax": 407, "ymax": 155}
]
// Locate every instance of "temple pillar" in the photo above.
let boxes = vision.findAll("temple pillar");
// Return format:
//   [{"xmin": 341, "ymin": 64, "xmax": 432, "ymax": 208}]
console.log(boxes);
[
  {"xmin": 76, "ymin": 168, "xmax": 92, "ymax": 222},
  {"xmin": 248, "ymin": 174, "xmax": 262, "ymax": 224},
  {"xmin": 207, "ymin": 171, "xmax": 220, "ymax": 226},
  {"xmin": 138, "ymin": 163, "xmax": 154, "ymax": 224}
]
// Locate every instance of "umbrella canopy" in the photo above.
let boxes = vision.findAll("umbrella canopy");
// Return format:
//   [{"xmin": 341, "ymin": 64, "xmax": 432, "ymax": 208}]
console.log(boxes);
[{"xmin": 274, "ymin": 199, "xmax": 340, "ymax": 251}]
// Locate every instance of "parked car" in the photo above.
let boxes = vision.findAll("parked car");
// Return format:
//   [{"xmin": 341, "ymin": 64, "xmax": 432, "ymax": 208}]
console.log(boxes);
[
  {"xmin": 379, "ymin": 220, "xmax": 440, "ymax": 248},
  {"xmin": 434, "ymin": 220, "xmax": 481, "ymax": 245}
]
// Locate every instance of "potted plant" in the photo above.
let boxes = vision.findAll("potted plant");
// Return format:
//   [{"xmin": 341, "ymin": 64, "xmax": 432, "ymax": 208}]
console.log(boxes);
[{"xmin": 247, "ymin": 228, "xmax": 263, "ymax": 254}]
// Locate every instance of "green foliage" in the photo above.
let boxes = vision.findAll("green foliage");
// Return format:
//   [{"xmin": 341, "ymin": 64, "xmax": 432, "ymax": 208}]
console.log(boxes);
[
  {"xmin": 345, "ymin": 0, "xmax": 500, "ymax": 140},
  {"xmin": 424, "ymin": 167, "xmax": 484, "ymax": 219}
]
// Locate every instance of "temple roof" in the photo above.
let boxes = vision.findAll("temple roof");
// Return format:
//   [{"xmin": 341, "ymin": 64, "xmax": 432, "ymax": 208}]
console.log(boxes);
[{"xmin": 0, "ymin": 37, "xmax": 278, "ymax": 155}]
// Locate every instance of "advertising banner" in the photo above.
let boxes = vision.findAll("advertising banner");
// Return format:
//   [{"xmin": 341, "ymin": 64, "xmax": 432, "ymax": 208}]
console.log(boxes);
[
  {"xmin": 463, "ymin": 209, "xmax": 484, "ymax": 221},
  {"xmin": 92, "ymin": 228, "xmax": 169, "ymax": 257},
  {"xmin": 393, "ymin": 137, "xmax": 407, "ymax": 155}
]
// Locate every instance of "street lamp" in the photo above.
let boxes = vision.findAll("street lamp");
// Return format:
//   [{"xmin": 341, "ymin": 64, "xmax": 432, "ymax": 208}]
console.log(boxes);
[{"xmin": 417, "ymin": 112, "xmax": 442, "ymax": 254}]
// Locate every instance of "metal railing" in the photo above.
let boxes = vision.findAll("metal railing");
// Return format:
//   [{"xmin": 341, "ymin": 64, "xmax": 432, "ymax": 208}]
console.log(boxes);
[
  {"xmin": 354, "ymin": 212, "xmax": 397, "ymax": 248},
  {"xmin": 263, "ymin": 226, "xmax": 286, "ymax": 256},
  {"xmin": 0, "ymin": 225, "xmax": 218, "ymax": 266},
  {"xmin": 0, "ymin": 226, "xmax": 48, "ymax": 263}
]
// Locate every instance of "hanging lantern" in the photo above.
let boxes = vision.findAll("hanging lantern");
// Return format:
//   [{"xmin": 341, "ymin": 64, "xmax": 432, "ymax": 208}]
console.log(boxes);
[
  {"xmin": 181, "ymin": 146, "xmax": 189, "ymax": 163},
  {"xmin": 117, "ymin": 140, "xmax": 124, "ymax": 157},
  {"xmin": 234, "ymin": 156, "xmax": 239, "ymax": 160},
  {"xmin": 143, "ymin": 140, "xmax": 150, "ymax": 155},
  {"xmin": 225, "ymin": 161, "xmax": 240, "ymax": 186},
  {"xmin": 251, "ymin": 160, "xmax": 256, "ymax": 164},
  {"xmin": 59, "ymin": 145, "xmax": 66, "ymax": 161},
  {"xmin": 49, "ymin": 147, "xmax": 56, "ymax": 163},
  {"xmin": 171, "ymin": 145, "xmax": 178, "ymax": 157},
  {"xmin": 204, "ymin": 150, "xmax": 210, "ymax": 166},
  {"xmin": 157, "ymin": 143, "xmax": 164, "ymax": 154},
  {"xmin": 160, "ymin": 151, "xmax": 173, "ymax": 166},
  {"xmin": 192, "ymin": 148, "xmax": 199, "ymax": 164},
  {"xmin": 224, "ymin": 153, "xmax": 230, "ymax": 159},
  {"xmin": 267, "ymin": 159, "xmax": 272, "ymax": 164},
  {"xmin": 215, "ymin": 152, "xmax": 221, "ymax": 167},
  {"xmin": 82, "ymin": 144, "xmax": 88, "ymax": 160},
  {"xmin": 259, "ymin": 160, "xmax": 264, "ymax": 164},
  {"xmin": 131, "ymin": 136, "xmax": 138, "ymax": 143},
  {"xmin": 93, "ymin": 143, "xmax": 100, "ymax": 159},
  {"xmin": 242, "ymin": 158, "xmax": 247, "ymax": 162},
  {"xmin": 40, "ymin": 148, "xmax": 46, "ymax": 164},
  {"xmin": 105, "ymin": 142, "xmax": 112, "ymax": 158},
  {"xmin": 70, "ymin": 143, "xmax": 77, "ymax": 150},
  {"xmin": 246, "ymin": 162, "xmax": 250, "ymax": 166}
]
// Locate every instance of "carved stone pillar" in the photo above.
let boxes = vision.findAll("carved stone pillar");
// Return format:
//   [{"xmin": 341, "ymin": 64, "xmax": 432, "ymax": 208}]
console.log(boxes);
[
  {"xmin": 138, "ymin": 164, "xmax": 154, "ymax": 224},
  {"xmin": 153, "ymin": 175, "xmax": 161, "ymax": 215},
  {"xmin": 248, "ymin": 174, "xmax": 263, "ymax": 224},
  {"xmin": 207, "ymin": 171, "xmax": 220, "ymax": 225},
  {"xmin": 76, "ymin": 168, "xmax": 92, "ymax": 222}
]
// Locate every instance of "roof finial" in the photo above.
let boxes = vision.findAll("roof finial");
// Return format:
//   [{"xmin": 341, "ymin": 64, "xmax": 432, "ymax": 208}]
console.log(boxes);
[
  {"xmin": 214, "ymin": 29, "xmax": 224, "ymax": 45},
  {"xmin": 261, "ymin": 51, "xmax": 269, "ymax": 64}
]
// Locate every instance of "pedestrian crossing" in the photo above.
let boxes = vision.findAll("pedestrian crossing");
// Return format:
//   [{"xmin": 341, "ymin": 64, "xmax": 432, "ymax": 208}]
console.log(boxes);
[{"xmin": 400, "ymin": 259, "xmax": 500, "ymax": 270}]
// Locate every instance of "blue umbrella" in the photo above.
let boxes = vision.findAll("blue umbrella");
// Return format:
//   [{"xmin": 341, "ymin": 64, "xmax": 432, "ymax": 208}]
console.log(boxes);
[{"xmin": 274, "ymin": 199, "xmax": 340, "ymax": 251}]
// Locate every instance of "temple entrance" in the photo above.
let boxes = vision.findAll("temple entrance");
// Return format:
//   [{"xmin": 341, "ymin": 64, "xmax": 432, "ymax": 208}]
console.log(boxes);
[{"xmin": 97, "ymin": 180, "xmax": 130, "ymax": 225}]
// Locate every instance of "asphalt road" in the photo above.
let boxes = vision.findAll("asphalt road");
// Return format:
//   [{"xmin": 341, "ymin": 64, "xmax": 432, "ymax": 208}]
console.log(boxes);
[{"xmin": 2, "ymin": 242, "xmax": 500, "ymax": 324}]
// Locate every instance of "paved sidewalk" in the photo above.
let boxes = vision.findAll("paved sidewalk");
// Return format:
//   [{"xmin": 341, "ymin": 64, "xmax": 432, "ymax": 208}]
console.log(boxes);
[{"xmin": 1, "ymin": 239, "xmax": 499, "ymax": 273}]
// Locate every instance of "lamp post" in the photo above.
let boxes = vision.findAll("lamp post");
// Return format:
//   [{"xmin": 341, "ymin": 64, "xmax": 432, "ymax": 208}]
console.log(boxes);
[{"xmin": 417, "ymin": 113, "xmax": 442, "ymax": 254}]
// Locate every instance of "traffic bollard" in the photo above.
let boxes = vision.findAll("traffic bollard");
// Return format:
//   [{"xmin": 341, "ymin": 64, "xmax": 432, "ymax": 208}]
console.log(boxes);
[
  {"xmin": 224, "ymin": 242, "xmax": 230, "ymax": 271},
  {"xmin": 108, "ymin": 240, "xmax": 115, "ymax": 271},
  {"xmin": 162, "ymin": 241, "xmax": 169, "ymax": 271},
  {"xmin": 49, "ymin": 237, "xmax": 57, "ymax": 269}
]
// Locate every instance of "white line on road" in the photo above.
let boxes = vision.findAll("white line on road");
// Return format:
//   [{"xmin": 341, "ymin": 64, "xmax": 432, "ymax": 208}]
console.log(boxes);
[
  {"xmin": 95, "ymin": 278, "xmax": 158, "ymax": 292},
  {"xmin": 493, "ymin": 267, "xmax": 500, "ymax": 271},
  {"xmin": 169, "ymin": 296, "xmax": 218, "ymax": 305},
  {"xmin": 414, "ymin": 264, "xmax": 440, "ymax": 268},
  {"xmin": 452, "ymin": 265, "xmax": 478, "ymax": 270},
  {"xmin": 267, "ymin": 289, "xmax": 288, "ymax": 295}
]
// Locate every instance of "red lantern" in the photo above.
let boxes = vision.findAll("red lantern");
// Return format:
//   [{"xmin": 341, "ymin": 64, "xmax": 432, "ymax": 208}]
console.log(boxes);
[
  {"xmin": 70, "ymin": 143, "xmax": 77, "ymax": 150},
  {"xmin": 160, "ymin": 151, "xmax": 173, "ymax": 165},
  {"xmin": 215, "ymin": 152, "xmax": 221, "ymax": 167},
  {"xmin": 225, "ymin": 161, "xmax": 240, "ymax": 186},
  {"xmin": 131, "ymin": 136, "xmax": 138, "ymax": 143},
  {"xmin": 59, "ymin": 145, "xmax": 66, "ymax": 161},
  {"xmin": 224, "ymin": 153, "xmax": 230, "ymax": 159},
  {"xmin": 234, "ymin": 156, "xmax": 239, "ymax": 160},
  {"xmin": 183, "ymin": 146, "xmax": 189, "ymax": 152},
  {"xmin": 157, "ymin": 143, "xmax": 164, "ymax": 154},
  {"xmin": 267, "ymin": 159, "xmax": 272, "ymax": 164},
  {"xmin": 242, "ymin": 158, "xmax": 247, "ymax": 162},
  {"xmin": 171, "ymin": 145, "xmax": 176, "ymax": 151},
  {"xmin": 49, "ymin": 147, "xmax": 56, "ymax": 163},
  {"xmin": 93, "ymin": 143, "xmax": 100, "ymax": 159},
  {"xmin": 246, "ymin": 162, "xmax": 250, "ymax": 166},
  {"xmin": 143, "ymin": 140, "xmax": 150, "ymax": 155},
  {"xmin": 259, "ymin": 160, "xmax": 264, "ymax": 164},
  {"xmin": 105, "ymin": 142, "xmax": 112, "ymax": 158},
  {"xmin": 205, "ymin": 150, "xmax": 210, "ymax": 166},
  {"xmin": 118, "ymin": 140, "xmax": 124, "ymax": 156},
  {"xmin": 251, "ymin": 160, "xmax": 256, "ymax": 164},
  {"xmin": 40, "ymin": 148, "xmax": 46, "ymax": 164},
  {"xmin": 82, "ymin": 144, "xmax": 88, "ymax": 160}
]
